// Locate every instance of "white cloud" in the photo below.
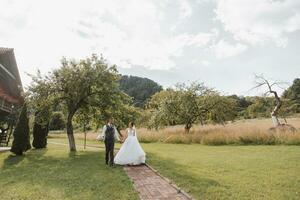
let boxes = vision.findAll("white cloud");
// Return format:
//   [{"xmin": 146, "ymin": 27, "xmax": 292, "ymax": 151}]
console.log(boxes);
[
  {"xmin": 201, "ymin": 60, "xmax": 211, "ymax": 66},
  {"xmin": 212, "ymin": 40, "xmax": 247, "ymax": 59},
  {"xmin": 178, "ymin": 0, "xmax": 193, "ymax": 19},
  {"xmin": 0, "ymin": 0, "xmax": 217, "ymax": 75},
  {"xmin": 215, "ymin": 0, "xmax": 300, "ymax": 47}
]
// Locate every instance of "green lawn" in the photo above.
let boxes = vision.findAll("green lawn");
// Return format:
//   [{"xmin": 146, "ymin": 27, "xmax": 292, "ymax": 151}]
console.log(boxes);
[
  {"xmin": 143, "ymin": 144, "xmax": 300, "ymax": 200},
  {"xmin": 1, "ymin": 139, "xmax": 299, "ymax": 200},
  {"xmin": 0, "ymin": 143, "xmax": 138, "ymax": 200}
]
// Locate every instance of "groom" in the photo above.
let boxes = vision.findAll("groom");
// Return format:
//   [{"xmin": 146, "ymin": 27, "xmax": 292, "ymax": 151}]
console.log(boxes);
[{"xmin": 100, "ymin": 117, "xmax": 120, "ymax": 167}]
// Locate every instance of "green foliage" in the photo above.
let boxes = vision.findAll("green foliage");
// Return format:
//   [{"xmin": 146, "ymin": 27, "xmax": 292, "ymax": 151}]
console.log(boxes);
[
  {"xmin": 228, "ymin": 95, "xmax": 252, "ymax": 118},
  {"xmin": 119, "ymin": 75, "xmax": 162, "ymax": 107},
  {"xmin": 283, "ymin": 78, "xmax": 300, "ymax": 112},
  {"xmin": 49, "ymin": 112, "xmax": 66, "ymax": 130},
  {"xmin": 10, "ymin": 104, "xmax": 31, "ymax": 155},
  {"xmin": 28, "ymin": 54, "xmax": 131, "ymax": 151},
  {"xmin": 32, "ymin": 108, "xmax": 50, "ymax": 149},
  {"xmin": 205, "ymin": 95, "xmax": 238, "ymax": 124},
  {"xmin": 147, "ymin": 82, "xmax": 238, "ymax": 132},
  {"xmin": 245, "ymin": 97, "xmax": 273, "ymax": 118},
  {"xmin": 32, "ymin": 121, "xmax": 48, "ymax": 149}
]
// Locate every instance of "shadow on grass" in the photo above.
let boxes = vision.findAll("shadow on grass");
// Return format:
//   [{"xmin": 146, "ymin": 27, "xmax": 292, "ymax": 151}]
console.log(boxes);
[
  {"xmin": 3, "ymin": 154, "xmax": 25, "ymax": 168},
  {"xmin": 147, "ymin": 152, "xmax": 227, "ymax": 200},
  {"xmin": 0, "ymin": 148, "xmax": 138, "ymax": 200}
]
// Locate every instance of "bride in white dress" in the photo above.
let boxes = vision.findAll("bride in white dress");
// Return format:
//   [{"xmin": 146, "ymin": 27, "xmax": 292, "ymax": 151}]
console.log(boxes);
[{"xmin": 114, "ymin": 122, "xmax": 146, "ymax": 165}]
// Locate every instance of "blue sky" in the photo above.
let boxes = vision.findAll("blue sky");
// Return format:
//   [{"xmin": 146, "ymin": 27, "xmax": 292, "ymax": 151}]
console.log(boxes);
[{"xmin": 1, "ymin": 0, "xmax": 299, "ymax": 95}]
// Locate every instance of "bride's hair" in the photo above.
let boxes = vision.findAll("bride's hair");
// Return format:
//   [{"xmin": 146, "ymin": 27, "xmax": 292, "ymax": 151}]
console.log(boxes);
[{"xmin": 129, "ymin": 122, "xmax": 135, "ymax": 127}]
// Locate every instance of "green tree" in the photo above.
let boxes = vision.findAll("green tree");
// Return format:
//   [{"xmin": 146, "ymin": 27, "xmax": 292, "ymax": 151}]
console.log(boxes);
[
  {"xmin": 27, "ymin": 70, "xmax": 53, "ymax": 149},
  {"xmin": 10, "ymin": 104, "xmax": 31, "ymax": 155},
  {"xmin": 49, "ymin": 112, "xmax": 66, "ymax": 130},
  {"xmin": 32, "ymin": 108, "xmax": 49, "ymax": 149},
  {"xmin": 147, "ymin": 82, "xmax": 237, "ymax": 133},
  {"xmin": 246, "ymin": 97, "xmax": 273, "ymax": 118},
  {"xmin": 283, "ymin": 78, "xmax": 300, "ymax": 112},
  {"xmin": 52, "ymin": 55, "xmax": 125, "ymax": 151},
  {"xmin": 228, "ymin": 95, "xmax": 252, "ymax": 118},
  {"xmin": 119, "ymin": 75, "xmax": 162, "ymax": 107}
]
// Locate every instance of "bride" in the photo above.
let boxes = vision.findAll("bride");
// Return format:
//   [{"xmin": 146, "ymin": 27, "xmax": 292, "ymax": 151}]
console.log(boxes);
[{"xmin": 114, "ymin": 122, "xmax": 146, "ymax": 165}]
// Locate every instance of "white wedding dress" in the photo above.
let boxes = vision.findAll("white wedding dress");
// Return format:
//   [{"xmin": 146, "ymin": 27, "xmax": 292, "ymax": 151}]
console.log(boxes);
[{"xmin": 114, "ymin": 128, "xmax": 146, "ymax": 165}]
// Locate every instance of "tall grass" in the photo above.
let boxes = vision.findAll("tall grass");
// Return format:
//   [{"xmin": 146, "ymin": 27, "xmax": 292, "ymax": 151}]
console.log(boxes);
[
  {"xmin": 48, "ymin": 118, "xmax": 300, "ymax": 145},
  {"xmin": 136, "ymin": 118, "xmax": 300, "ymax": 145}
]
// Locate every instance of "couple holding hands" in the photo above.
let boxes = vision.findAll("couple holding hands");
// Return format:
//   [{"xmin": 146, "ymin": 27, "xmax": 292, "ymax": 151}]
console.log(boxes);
[{"xmin": 97, "ymin": 117, "xmax": 146, "ymax": 167}]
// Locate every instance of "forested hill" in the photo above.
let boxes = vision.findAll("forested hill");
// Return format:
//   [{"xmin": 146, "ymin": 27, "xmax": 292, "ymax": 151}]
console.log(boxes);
[{"xmin": 119, "ymin": 75, "xmax": 163, "ymax": 107}]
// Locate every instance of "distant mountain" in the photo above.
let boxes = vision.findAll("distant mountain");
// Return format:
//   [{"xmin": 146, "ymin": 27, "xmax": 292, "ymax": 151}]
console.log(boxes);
[{"xmin": 119, "ymin": 75, "xmax": 163, "ymax": 107}]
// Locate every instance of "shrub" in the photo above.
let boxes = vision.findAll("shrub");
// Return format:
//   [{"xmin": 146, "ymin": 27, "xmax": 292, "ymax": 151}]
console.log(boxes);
[
  {"xmin": 32, "ymin": 121, "xmax": 48, "ymax": 149},
  {"xmin": 49, "ymin": 112, "xmax": 65, "ymax": 130},
  {"xmin": 11, "ymin": 104, "xmax": 31, "ymax": 155}
]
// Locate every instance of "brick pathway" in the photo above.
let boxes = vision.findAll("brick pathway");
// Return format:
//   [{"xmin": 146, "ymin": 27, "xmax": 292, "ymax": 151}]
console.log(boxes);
[{"xmin": 124, "ymin": 165, "xmax": 191, "ymax": 200}]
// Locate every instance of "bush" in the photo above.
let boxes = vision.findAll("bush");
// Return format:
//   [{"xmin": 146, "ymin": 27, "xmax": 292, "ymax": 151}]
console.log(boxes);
[
  {"xmin": 49, "ymin": 112, "xmax": 65, "ymax": 130},
  {"xmin": 32, "ymin": 111, "xmax": 49, "ymax": 149},
  {"xmin": 11, "ymin": 104, "xmax": 31, "ymax": 155}
]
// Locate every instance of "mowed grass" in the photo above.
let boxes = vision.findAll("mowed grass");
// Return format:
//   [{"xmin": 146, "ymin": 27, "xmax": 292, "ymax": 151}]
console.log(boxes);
[
  {"xmin": 143, "ymin": 143, "xmax": 300, "ymax": 200},
  {"xmin": 0, "ymin": 144, "xmax": 138, "ymax": 200}
]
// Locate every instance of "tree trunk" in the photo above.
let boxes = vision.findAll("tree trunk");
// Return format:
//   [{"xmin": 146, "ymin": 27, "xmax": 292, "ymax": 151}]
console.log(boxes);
[
  {"xmin": 67, "ymin": 112, "xmax": 76, "ymax": 151},
  {"xmin": 271, "ymin": 91, "xmax": 282, "ymax": 127},
  {"xmin": 184, "ymin": 123, "xmax": 192, "ymax": 133},
  {"xmin": 83, "ymin": 123, "xmax": 86, "ymax": 150}
]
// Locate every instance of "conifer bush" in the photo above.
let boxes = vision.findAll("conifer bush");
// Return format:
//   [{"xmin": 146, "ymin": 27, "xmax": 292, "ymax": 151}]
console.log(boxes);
[{"xmin": 11, "ymin": 104, "xmax": 31, "ymax": 155}]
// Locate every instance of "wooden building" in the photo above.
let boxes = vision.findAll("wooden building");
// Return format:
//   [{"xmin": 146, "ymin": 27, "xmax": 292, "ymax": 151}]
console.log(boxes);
[
  {"xmin": 0, "ymin": 47, "xmax": 23, "ymax": 146},
  {"xmin": 0, "ymin": 47, "xmax": 23, "ymax": 116}
]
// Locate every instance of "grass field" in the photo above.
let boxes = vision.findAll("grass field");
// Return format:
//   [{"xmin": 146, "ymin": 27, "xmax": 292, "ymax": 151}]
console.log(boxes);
[
  {"xmin": 143, "ymin": 143, "xmax": 300, "ymax": 200},
  {"xmin": 2, "ymin": 118, "xmax": 299, "ymax": 200},
  {"xmin": 0, "ymin": 143, "xmax": 138, "ymax": 200},
  {"xmin": 49, "ymin": 118, "xmax": 300, "ymax": 145},
  {"xmin": 1, "ymin": 139, "xmax": 299, "ymax": 200}
]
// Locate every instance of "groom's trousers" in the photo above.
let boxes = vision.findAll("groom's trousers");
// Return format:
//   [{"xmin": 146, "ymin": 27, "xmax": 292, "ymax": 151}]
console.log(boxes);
[{"xmin": 105, "ymin": 139, "xmax": 115, "ymax": 166}]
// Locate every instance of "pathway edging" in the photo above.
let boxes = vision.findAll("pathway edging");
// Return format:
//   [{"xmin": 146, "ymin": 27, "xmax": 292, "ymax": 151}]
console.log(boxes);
[
  {"xmin": 144, "ymin": 163, "xmax": 193, "ymax": 200},
  {"xmin": 124, "ymin": 165, "xmax": 192, "ymax": 200}
]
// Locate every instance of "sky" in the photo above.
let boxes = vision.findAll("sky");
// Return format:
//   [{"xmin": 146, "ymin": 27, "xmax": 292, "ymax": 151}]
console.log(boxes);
[{"xmin": 1, "ymin": 0, "xmax": 299, "ymax": 96}]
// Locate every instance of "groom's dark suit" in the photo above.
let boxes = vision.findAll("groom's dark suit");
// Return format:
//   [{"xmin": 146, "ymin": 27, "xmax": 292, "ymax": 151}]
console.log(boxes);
[{"xmin": 104, "ymin": 124, "xmax": 117, "ymax": 166}]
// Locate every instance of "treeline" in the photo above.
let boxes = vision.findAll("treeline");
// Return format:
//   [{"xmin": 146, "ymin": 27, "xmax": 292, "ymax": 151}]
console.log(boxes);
[
  {"xmin": 16, "ymin": 54, "xmax": 298, "ymax": 151},
  {"xmin": 46, "ymin": 76, "xmax": 300, "ymax": 133},
  {"xmin": 119, "ymin": 75, "xmax": 162, "ymax": 107}
]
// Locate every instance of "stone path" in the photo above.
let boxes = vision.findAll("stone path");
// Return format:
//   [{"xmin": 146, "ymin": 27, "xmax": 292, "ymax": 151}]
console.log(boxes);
[
  {"xmin": 0, "ymin": 147, "xmax": 11, "ymax": 152},
  {"xmin": 124, "ymin": 165, "xmax": 191, "ymax": 200}
]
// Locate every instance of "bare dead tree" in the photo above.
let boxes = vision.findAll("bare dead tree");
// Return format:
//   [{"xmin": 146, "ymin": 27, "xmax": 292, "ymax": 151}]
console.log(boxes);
[{"xmin": 252, "ymin": 74, "xmax": 288, "ymax": 127}]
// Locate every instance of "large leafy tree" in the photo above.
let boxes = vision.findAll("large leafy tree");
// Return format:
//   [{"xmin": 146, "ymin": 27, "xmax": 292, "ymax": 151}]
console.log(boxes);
[
  {"xmin": 29, "ymin": 55, "xmax": 130, "ymax": 151},
  {"xmin": 147, "ymin": 82, "xmax": 237, "ymax": 133},
  {"xmin": 51, "ymin": 55, "xmax": 125, "ymax": 151},
  {"xmin": 29, "ymin": 55, "xmax": 136, "ymax": 151}
]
